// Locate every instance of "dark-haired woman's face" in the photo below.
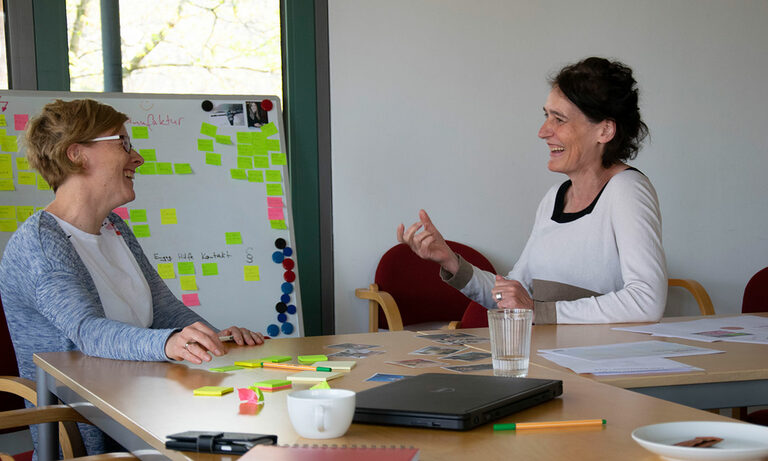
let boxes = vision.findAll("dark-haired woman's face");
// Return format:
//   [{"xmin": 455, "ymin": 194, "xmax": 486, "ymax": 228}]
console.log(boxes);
[{"xmin": 538, "ymin": 87, "xmax": 606, "ymax": 176}]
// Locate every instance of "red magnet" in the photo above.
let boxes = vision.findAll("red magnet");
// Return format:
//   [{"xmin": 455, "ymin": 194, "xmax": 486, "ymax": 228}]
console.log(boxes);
[
  {"xmin": 261, "ymin": 99, "xmax": 274, "ymax": 111},
  {"xmin": 284, "ymin": 271, "xmax": 296, "ymax": 282},
  {"xmin": 282, "ymin": 258, "xmax": 295, "ymax": 271}
]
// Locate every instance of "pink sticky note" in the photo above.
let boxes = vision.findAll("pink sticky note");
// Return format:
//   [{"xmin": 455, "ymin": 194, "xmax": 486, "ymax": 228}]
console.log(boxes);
[
  {"xmin": 267, "ymin": 207, "xmax": 284, "ymax": 220},
  {"xmin": 113, "ymin": 207, "xmax": 129, "ymax": 220},
  {"xmin": 267, "ymin": 197, "xmax": 283, "ymax": 208},
  {"xmin": 14, "ymin": 114, "xmax": 29, "ymax": 131},
  {"xmin": 182, "ymin": 293, "xmax": 200, "ymax": 307}
]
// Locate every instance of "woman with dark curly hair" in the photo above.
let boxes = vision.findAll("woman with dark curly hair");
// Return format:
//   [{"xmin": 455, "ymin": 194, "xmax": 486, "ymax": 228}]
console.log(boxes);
[{"xmin": 398, "ymin": 57, "xmax": 667, "ymax": 324}]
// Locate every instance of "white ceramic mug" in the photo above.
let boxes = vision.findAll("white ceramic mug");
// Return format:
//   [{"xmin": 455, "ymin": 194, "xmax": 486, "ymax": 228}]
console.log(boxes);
[{"xmin": 286, "ymin": 389, "xmax": 356, "ymax": 439}]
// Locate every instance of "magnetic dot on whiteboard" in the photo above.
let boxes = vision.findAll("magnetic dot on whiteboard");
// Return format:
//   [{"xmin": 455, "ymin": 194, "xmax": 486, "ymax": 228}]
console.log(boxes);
[
  {"xmin": 281, "ymin": 282, "xmax": 294, "ymax": 294},
  {"xmin": 267, "ymin": 324, "xmax": 279, "ymax": 336},
  {"xmin": 275, "ymin": 302, "xmax": 287, "ymax": 313},
  {"xmin": 281, "ymin": 323, "xmax": 294, "ymax": 335},
  {"xmin": 282, "ymin": 247, "xmax": 293, "ymax": 257},
  {"xmin": 271, "ymin": 251, "xmax": 284, "ymax": 263},
  {"xmin": 287, "ymin": 305, "xmax": 297, "ymax": 315},
  {"xmin": 277, "ymin": 313, "xmax": 287, "ymax": 323},
  {"xmin": 274, "ymin": 238, "xmax": 286, "ymax": 249},
  {"xmin": 282, "ymin": 258, "xmax": 295, "ymax": 270},
  {"xmin": 280, "ymin": 293, "xmax": 290, "ymax": 303}
]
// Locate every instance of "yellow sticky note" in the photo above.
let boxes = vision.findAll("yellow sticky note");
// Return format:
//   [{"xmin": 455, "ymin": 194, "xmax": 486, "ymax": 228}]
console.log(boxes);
[
  {"xmin": 139, "ymin": 149, "xmax": 156, "ymax": 161},
  {"xmin": 0, "ymin": 179, "xmax": 16, "ymax": 191},
  {"xmin": 180, "ymin": 275, "xmax": 198, "ymax": 291},
  {"xmin": 137, "ymin": 163, "xmax": 157, "ymax": 175},
  {"xmin": 271, "ymin": 152, "xmax": 287, "ymax": 166},
  {"xmin": 16, "ymin": 206, "xmax": 34, "ymax": 222},
  {"xmin": 266, "ymin": 184, "xmax": 283, "ymax": 196},
  {"xmin": 265, "ymin": 170, "xmax": 282, "ymax": 182},
  {"xmin": 15, "ymin": 157, "xmax": 29, "ymax": 170},
  {"xmin": 205, "ymin": 153, "xmax": 221, "ymax": 166},
  {"xmin": 270, "ymin": 220, "xmax": 287, "ymax": 230},
  {"xmin": 18, "ymin": 172, "xmax": 35, "ymax": 185},
  {"xmin": 1, "ymin": 136, "xmax": 18, "ymax": 153},
  {"xmin": 160, "ymin": 208, "xmax": 177, "ymax": 225},
  {"xmin": 261, "ymin": 122, "xmax": 278, "ymax": 137},
  {"xmin": 174, "ymin": 163, "xmax": 192, "ymax": 174},
  {"xmin": 202, "ymin": 263, "xmax": 218, "ymax": 276},
  {"xmin": 132, "ymin": 224, "xmax": 151, "ymax": 238},
  {"xmin": 129, "ymin": 209, "xmax": 147, "ymax": 222},
  {"xmin": 0, "ymin": 115, "xmax": 5, "ymax": 127},
  {"xmin": 0, "ymin": 154, "xmax": 12, "ymax": 178},
  {"xmin": 132, "ymin": 126, "xmax": 149, "ymax": 139},
  {"xmin": 230, "ymin": 169, "xmax": 247, "ymax": 180},
  {"xmin": 253, "ymin": 156, "xmax": 269, "ymax": 168},
  {"xmin": 0, "ymin": 206, "xmax": 15, "ymax": 220},
  {"xmin": 193, "ymin": 386, "xmax": 233, "ymax": 397},
  {"xmin": 156, "ymin": 162, "xmax": 173, "ymax": 175},
  {"xmin": 197, "ymin": 139, "xmax": 214, "ymax": 151},
  {"xmin": 247, "ymin": 170, "xmax": 263, "ymax": 183},
  {"xmin": 157, "ymin": 263, "xmax": 176, "ymax": 279},
  {"xmin": 200, "ymin": 122, "xmax": 217, "ymax": 137},
  {"xmin": 225, "ymin": 232, "xmax": 242, "ymax": 245},
  {"xmin": 237, "ymin": 156, "xmax": 253, "ymax": 169},
  {"xmin": 36, "ymin": 174, "xmax": 50, "ymax": 190},
  {"xmin": 177, "ymin": 261, "xmax": 195, "ymax": 275},
  {"xmin": 0, "ymin": 220, "xmax": 17, "ymax": 232},
  {"xmin": 243, "ymin": 265, "xmax": 260, "ymax": 281}
]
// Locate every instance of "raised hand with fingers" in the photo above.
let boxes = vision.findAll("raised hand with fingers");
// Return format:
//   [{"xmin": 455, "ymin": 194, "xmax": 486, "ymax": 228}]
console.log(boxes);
[
  {"xmin": 397, "ymin": 209, "xmax": 460, "ymax": 275},
  {"xmin": 218, "ymin": 325, "xmax": 265, "ymax": 346}
]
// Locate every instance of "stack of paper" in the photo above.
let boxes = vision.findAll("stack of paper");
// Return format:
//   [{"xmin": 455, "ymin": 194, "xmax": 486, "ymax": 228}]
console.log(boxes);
[
  {"xmin": 612, "ymin": 315, "xmax": 768, "ymax": 344},
  {"xmin": 537, "ymin": 340, "xmax": 721, "ymax": 375}
]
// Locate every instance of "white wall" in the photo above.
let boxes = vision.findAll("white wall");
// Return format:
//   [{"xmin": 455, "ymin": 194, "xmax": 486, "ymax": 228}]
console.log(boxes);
[{"xmin": 328, "ymin": 0, "xmax": 768, "ymax": 333}]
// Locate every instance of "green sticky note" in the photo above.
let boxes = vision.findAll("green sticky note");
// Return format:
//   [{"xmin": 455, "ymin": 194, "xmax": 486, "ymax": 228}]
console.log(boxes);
[
  {"xmin": 202, "ymin": 263, "xmax": 219, "ymax": 276},
  {"xmin": 261, "ymin": 122, "xmax": 278, "ymax": 137},
  {"xmin": 200, "ymin": 122, "xmax": 217, "ymax": 137},
  {"xmin": 251, "ymin": 132, "xmax": 267, "ymax": 155},
  {"xmin": 156, "ymin": 162, "xmax": 173, "ymax": 175},
  {"xmin": 180, "ymin": 275, "xmax": 198, "ymax": 291},
  {"xmin": 266, "ymin": 184, "xmax": 283, "ymax": 196},
  {"xmin": 0, "ymin": 179, "xmax": 15, "ymax": 191},
  {"xmin": 237, "ymin": 156, "xmax": 253, "ymax": 169},
  {"xmin": 209, "ymin": 365, "xmax": 244, "ymax": 373},
  {"xmin": 193, "ymin": 386, "xmax": 233, "ymax": 396},
  {"xmin": 243, "ymin": 265, "xmax": 260, "ymax": 281},
  {"xmin": 310, "ymin": 381, "xmax": 331, "ymax": 390},
  {"xmin": 139, "ymin": 149, "xmax": 156, "ymax": 161},
  {"xmin": 132, "ymin": 224, "xmax": 151, "ymax": 238},
  {"xmin": 157, "ymin": 263, "xmax": 176, "ymax": 279},
  {"xmin": 197, "ymin": 139, "xmax": 214, "ymax": 151},
  {"xmin": 0, "ymin": 206, "xmax": 15, "ymax": 220},
  {"xmin": 35, "ymin": 175, "xmax": 49, "ymax": 190},
  {"xmin": 15, "ymin": 157, "xmax": 29, "ymax": 170},
  {"xmin": 230, "ymin": 169, "xmax": 247, "ymax": 180},
  {"xmin": 258, "ymin": 356, "xmax": 291, "ymax": 363},
  {"xmin": 252, "ymin": 156, "xmax": 269, "ymax": 168},
  {"xmin": 132, "ymin": 126, "xmax": 149, "ymax": 139},
  {"xmin": 16, "ymin": 206, "xmax": 34, "ymax": 222},
  {"xmin": 270, "ymin": 220, "xmax": 287, "ymax": 230},
  {"xmin": 236, "ymin": 132, "xmax": 251, "ymax": 144},
  {"xmin": 237, "ymin": 144, "xmax": 256, "ymax": 156},
  {"xmin": 265, "ymin": 170, "xmax": 282, "ymax": 182},
  {"xmin": 137, "ymin": 163, "xmax": 157, "ymax": 175},
  {"xmin": 0, "ymin": 154, "xmax": 12, "ymax": 178},
  {"xmin": 18, "ymin": 172, "xmax": 36, "ymax": 185},
  {"xmin": 205, "ymin": 152, "xmax": 222, "ymax": 166},
  {"xmin": 251, "ymin": 379, "xmax": 290, "ymax": 391},
  {"xmin": 271, "ymin": 152, "xmax": 287, "ymax": 166},
  {"xmin": 177, "ymin": 261, "xmax": 195, "ymax": 275},
  {"xmin": 129, "ymin": 209, "xmax": 147, "ymax": 222},
  {"xmin": 1, "ymin": 136, "xmax": 19, "ymax": 152},
  {"xmin": 174, "ymin": 163, "xmax": 192, "ymax": 174},
  {"xmin": 0, "ymin": 220, "xmax": 18, "ymax": 232},
  {"xmin": 298, "ymin": 355, "xmax": 328, "ymax": 364},
  {"xmin": 160, "ymin": 208, "xmax": 177, "ymax": 225},
  {"xmin": 215, "ymin": 134, "xmax": 232, "ymax": 145},
  {"xmin": 247, "ymin": 170, "xmax": 263, "ymax": 183},
  {"xmin": 225, "ymin": 232, "xmax": 242, "ymax": 245},
  {"xmin": 266, "ymin": 139, "xmax": 280, "ymax": 152}
]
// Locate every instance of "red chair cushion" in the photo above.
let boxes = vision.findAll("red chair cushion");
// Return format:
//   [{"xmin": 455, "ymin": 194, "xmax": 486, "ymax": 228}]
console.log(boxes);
[
  {"xmin": 459, "ymin": 301, "xmax": 490, "ymax": 329},
  {"xmin": 375, "ymin": 241, "xmax": 495, "ymax": 329},
  {"xmin": 743, "ymin": 267, "xmax": 768, "ymax": 314}
]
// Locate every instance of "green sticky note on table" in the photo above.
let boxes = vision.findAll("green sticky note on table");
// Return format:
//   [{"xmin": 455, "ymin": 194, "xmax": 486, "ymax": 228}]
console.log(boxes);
[
  {"xmin": 215, "ymin": 134, "xmax": 232, "ymax": 145},
  {"xmin": 16, "ymin": 206, "xmax": 34, "ymax": 222},
  {"xmin": 15, "ymin": 157, "xmax": 29, "ymax": 170},
  {"xmin": 132, "ymin": 224, "xmax": 151, "ymax": 238},
  {"xmin": 160, "ymin": 208, "xmax": 178, "ymax": 225},
  {"xmin": 253, "ymin": 156, "xmax": 269, "ymax": 168},
  {"xmin": 266, "ymin": 184, "xmax": 283, "ymax": 196},
  {"xmin": 251, "ymin": 379, "xmax": 291, "ymax": 391},
  {"xmin": 209, "ymin": 365, "xmax": 244, "ymax": 373},
  {"xmin": 265, "ymin": 170, "xmax": 282, "ymax": 182},
  {"xmin": 247, "ymin": 170, "xmax": 263, "ymax": 183},
  {"xmin": 200, "ymin": 122, "xmax": 217, "ymax": 137},
  {"xmin": 179, "ymin": 275, "xmax": 198, "ymax": 291},
  {"xmin": 139, "ymin": 149, "xmax": 157, "ymax": 161},
  {"xmin": 202, "ymin": 263, "xmax": 218, "ymax": 276},
  {"xmin": 157, "ymin": 263, "xmax": 175, "ymax": 279},
  {"xmin": 129, "ymin": 209, "xmax": 147, "ymax": 222},
  {"xmin": 174, "ymin": 163, "xmax": 192, "ymax": 174},
  {"xmin": 193, "ymin": 386, "xmax": 233, "ymax": 396},
  {"xmin": 132, "ymin": 126, "xmax": 149, "ymax": 139},
  {"xmin": 261, "ymin": 122, "xmax": 278, "ymax": 137},
  {"xmin": 156, "ymin": 162, "xmax": 173, "ymax": 175},
  {"xmin": 18, "ymin": 172, "xmax": 36, "ymax": 185},
  {"xmin": 205, "ymin": 152, "xmax": 222, "ymax": 166},
  {"xmin": 177, "ymin": 261, "xmax": 195, "ymax": 275},
  {"xmin": 259, "ymin": 356, "xmax": 292, "ymax": 363},
  {"xmin": 298, "ymin": 355, "xmax": 328, "ymax": 364},
  {"xmin": 225, "ymin": 232, "xmax": 242, "ymax": 244},
  {"xmin": 270, "ymin": 152, "xmax": 287, "ymax": 166},
  {"xmin": 197, "ymin": 139, "xmax": 214, "ymax": 151},
  {"xmin": 137, "ymin": 163, "xmax": 157, "ymax": 175},
  {"xmin": 310, "ymin": 381, "xmax": 331, "ymax": 390},
  {"xmin": 230, "ymin": 169, "xmax": 247, "ymax": 180},
  {"xmin": 243, "ymin": 265, "xmax": 260, "ymax": 281},
  {"xmin": 237, "ymin": 157, "xmax": 253, "ymax": 169}
]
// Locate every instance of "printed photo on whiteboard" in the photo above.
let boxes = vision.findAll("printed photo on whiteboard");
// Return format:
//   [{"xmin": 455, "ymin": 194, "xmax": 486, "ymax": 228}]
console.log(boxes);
[
  {"xmin": 209, "ymin": 103, "xmax": 245, "ymax": 127},
  {"xmin": 246, "ymin": 101, "xmax": 269, "ymax": 127}
]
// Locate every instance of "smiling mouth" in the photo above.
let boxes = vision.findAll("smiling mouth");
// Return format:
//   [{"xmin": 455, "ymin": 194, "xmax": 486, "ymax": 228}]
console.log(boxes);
[
  {"xmin": 124, "ymin": 170, "xmax": 135, "ymax": 180},
  {"xmin": 550, "ymin": 147, "xmax": 565, "ymax": 153}
]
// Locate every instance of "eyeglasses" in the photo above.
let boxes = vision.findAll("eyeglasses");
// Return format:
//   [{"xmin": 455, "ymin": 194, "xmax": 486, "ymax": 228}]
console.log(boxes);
[{"xmin": 86, "ymin": 134, "xmax": 133, "ymax": 154}]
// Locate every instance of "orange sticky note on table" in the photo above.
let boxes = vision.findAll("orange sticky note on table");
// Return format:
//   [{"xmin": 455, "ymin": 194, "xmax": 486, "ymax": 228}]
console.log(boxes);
[{"xmin": 182, "ymin": 293, "xmax": 200, "ymax": 307}]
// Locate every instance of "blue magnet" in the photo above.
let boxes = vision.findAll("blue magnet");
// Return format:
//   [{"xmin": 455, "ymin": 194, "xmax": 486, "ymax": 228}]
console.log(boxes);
[
  {"xmin": 281, "ymin": 322, "xmax": 294, "ymax": 335},
  {"xmin": 287, "ymin": 304, "xmax": 297, "ymax": 315},
  {"xmin": 281, "ymin": 282, "xmax": 294, "ymax": 294},
  {"xmin": 267, "ymin": 324, "xmax": 279, "ymax": 337},
  {"xmin": 271, "ymin": 251, "xmax": 284, "ymax": 263},
  {"xmin": 282, "ymin": 247, "xmax": 293, "ymax": 257},
  {"xmin": 281, "ymin": 294, "xmax": 290, "ymax": 303},
  {"xmin": 277, "ymin": 313, "xmax": 287, "ymax": 323}
]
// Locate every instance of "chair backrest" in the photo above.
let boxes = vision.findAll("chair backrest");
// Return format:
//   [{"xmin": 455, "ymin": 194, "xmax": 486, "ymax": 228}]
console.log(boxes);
[
  {"xmin": 374, "ymin": 241, "xmax": 495, "ymax": 329},
  {"xmin": 743, "ymin": 267, "xmax": 768, "ymax": 314}
]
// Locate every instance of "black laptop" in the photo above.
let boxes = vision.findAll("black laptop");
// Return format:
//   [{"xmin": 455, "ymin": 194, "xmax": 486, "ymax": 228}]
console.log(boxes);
[{"xmin": 353, "ymin": 373, "xmax": 562, "ymax": 431}]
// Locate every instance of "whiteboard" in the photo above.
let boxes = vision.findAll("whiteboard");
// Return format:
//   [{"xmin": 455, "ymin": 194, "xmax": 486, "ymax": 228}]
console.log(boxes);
[{"xmin": 0, "ymin": 91, "xmax": 302, "ymax": 338}]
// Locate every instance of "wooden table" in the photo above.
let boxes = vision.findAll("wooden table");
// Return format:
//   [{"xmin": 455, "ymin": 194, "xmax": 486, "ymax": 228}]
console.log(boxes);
[{"xmin": 34, "ymin": 330, "xmax": 743, "ymax": 461}]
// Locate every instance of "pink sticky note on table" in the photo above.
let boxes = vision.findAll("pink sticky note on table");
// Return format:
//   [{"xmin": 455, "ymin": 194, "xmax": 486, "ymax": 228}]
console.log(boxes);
[
  {"xmin": 267, "ymin": 197, "xmax": 283, "ymax": 208},
  {"xmin": 268, "ymin": 207, "xmax": 284, "ymax": 220},
  {"xmin": 182, "ymin": 293, "xmax": 200, "ymax": 307},
  {"xmin": 113, "ymin": 207, "xmax": 129, "ymax": 220},
  {"xmin": 14, "ymin": 114, "xmax": 29, "ymax": 131}
]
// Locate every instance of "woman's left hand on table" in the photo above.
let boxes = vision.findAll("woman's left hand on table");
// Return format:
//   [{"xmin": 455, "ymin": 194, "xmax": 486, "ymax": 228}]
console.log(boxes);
[{"xmin": 491, "ymin": 275, "xmax": 534, "ymax": 310}]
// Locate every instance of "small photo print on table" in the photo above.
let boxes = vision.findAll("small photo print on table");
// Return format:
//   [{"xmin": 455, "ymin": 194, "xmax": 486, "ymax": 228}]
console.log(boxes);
[
  {"xmin": 410, "ymin": 345, "xmax": 464, "ymax": 356},
  {"xmin": 365, "ymin": 373, "xmax": 406, "ymax": 382},
  {"xmin": 441, "ymin": 351, "xmax": 492, "ymax": 362},
  {"xmin": 442, "ymin": 363, "xmax": 494, "ymax": 373}
]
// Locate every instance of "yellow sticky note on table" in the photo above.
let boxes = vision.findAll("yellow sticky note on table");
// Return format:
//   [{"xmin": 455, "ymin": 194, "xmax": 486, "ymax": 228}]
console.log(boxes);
[
  {"xmin": 132, "ymin": 126, "xmax": 149, "ymax": 139},
  {"xmin": 205, "ymin": 153, "xmax": 221, "ymax": 166},
  {"xmin": 174, "ymin": 163, "xmax": 192, "ymax": 174},
  {"xmin": 139, "ymin": 149, "xmax": 157, "ymax": 161},
  {"xmin": 234, "ymin": 360, "xmax": 263, "ymax": 368},
  {"xmin": 265, "ymin": 170, "xmax": 282, "ymax": 182},
  {"xmin": 177, "ymin": 261, "xmax": 195, "ymax": 275},
  {"xmin": 0, "ymin": 154, "xmax": 13, "ymax": 178},
  {"xmin": 253, "ymin": 156, "xmax": 269, "ymax": 169},
  {"xmin": 160, "ymin": 208, "xmax": 177, "ymax": 225},
  {"xmin": 266, "ymin": 184, "xmax": 283, "ymax": 196},
  {"xmin": 0, "ymin": 206, "xmax": 15, "ymax": 220},
  {"xmin": 129, "ymin": 209, "xmax": 147, "ymax": 222},
  {"xmin": 287, "ymin": 371, "xmax": 343, "ymax": 384},
  {"xmin": 270, "ymin": 152, "xmax": 287, "ymax": 166},
  {"xmin": 132, "ymin": 224, "xmax": 151, "ymax": 238},
  {"xmin": 157, "ymin": 263, "xmax": 175, "ymax": 279},
  {"xmin": 261, "ymin": 122, "xmax": 278, "ymax": 137},
  {"xmin": 225, "ymin": 232, "xmax": 242, "ymax": 244},
  {"xmin": 15, "ymin": 157, "xmax": 29, "ymax": 170},
  {"xmin": 237, "ymin": 157, "xmax": 253, "ymax": 169},
  {"xmin": 156, "ymin": 162, "xmax": 173, "ymax": 175},
  {"xmin": 243, "ymin": 265, "xmax": 260, "ymax": 281},
  {"xmin": 193, "ymin": 386, "xmax": 233, "ymax": 397},
  {"xmin": 0, "ymin": 220, "xmax": 17, "ymax": 232},
  {"xmin": 16, "ymin": 206, "xmax": 34, "ymax": 222},
  {"xmin": 247, "ymin": 170, "xmax": 263, "ymax": 183},
  {"xmin": 0, "ymin": 179, "xmax": 16, "ymax": 191},
  {"xmin": 201, "ymin": 263, "xmax": 218, "ymax": 276},
  {"xmin": 230, "ymin": 169, "xmax": 247, "ymax": 180},
  {"xmin": 197, "ymin": 139, "xmax": 214, "ymax": 151},
  {"xmin": 18, "ymin": 172, "xmax": 36, "ymax": 185},
  {"xmin": 200, "ymin": 122, "xmax": 217, "ymax": 137},
  {"xmin": 179, "ymin": 275, "xmax": 198, "ymax": 291}
]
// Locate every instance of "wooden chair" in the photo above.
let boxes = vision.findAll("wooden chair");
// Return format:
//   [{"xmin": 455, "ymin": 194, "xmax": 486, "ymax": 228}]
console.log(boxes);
[{"xmin": 355, "ymin": 241, "xmax": 496, "ymax": 332}]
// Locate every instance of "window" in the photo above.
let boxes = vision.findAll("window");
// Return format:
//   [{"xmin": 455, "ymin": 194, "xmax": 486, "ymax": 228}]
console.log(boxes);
[
  {"xmin": 0, "ymin": 3, "xmax": 8, "ymax": 89},
  {"xmin": 66, "ymin": 0, "xmax": 281, "ymax": 97}
]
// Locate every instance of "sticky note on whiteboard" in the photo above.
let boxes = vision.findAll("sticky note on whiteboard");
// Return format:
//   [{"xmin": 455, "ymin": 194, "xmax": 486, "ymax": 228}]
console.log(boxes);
[
  {"xmin": 182, "ymin": 293, "xmax": 201, "ymax": 307},
  {"xmin": 132, "ymin": 126, "xmax": 149, "ymax": 139},
  {"xmin": 14, "ymin": 114, "xmax": 29, "ymax": 131},
  {"xmin": 160, "ymin": 208, "xmax": 177, "ymax": 225},
  {"xmin": 268, "ymin": 207, "xmax": 284, "ymax": 220},
  {"xmin": 267, "ymin": 197, "xmax": 284, "ymax": 208},
  {"xmin": 180, "ymin": 275, "xmax": 198, "ymax": 291},
  {"xmin": 225, "ymin": 232, "xmax": 242, "ymax": 245},
  {"xmin": 243, "ymin": 266, "xmax": 260, "ymax": 281},
  {"xmin": 157, "ymin": 263, "xmax": 175, "ymax": 279}
]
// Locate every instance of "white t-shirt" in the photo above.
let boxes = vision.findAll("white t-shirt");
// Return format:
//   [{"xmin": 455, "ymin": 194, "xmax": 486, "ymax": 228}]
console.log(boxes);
[{"xmin": 50, "ymin": 213, "xmax": 153, "ymax": 327}]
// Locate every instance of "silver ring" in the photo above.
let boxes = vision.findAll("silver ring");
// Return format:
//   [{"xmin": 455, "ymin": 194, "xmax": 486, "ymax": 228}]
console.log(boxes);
[
  {"xmin": 184, "ymin": 341, "xmax": 192, "ymax": 351},
  {"xmin": 495, "ymin": 292, "xmax": 503, "ymax": 301}
]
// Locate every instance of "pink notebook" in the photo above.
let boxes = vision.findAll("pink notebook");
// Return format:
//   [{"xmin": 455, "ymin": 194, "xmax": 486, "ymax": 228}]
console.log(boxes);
[{"xmin": 242, "ymin": 445, "xmax": 419, "ymax": 460}]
